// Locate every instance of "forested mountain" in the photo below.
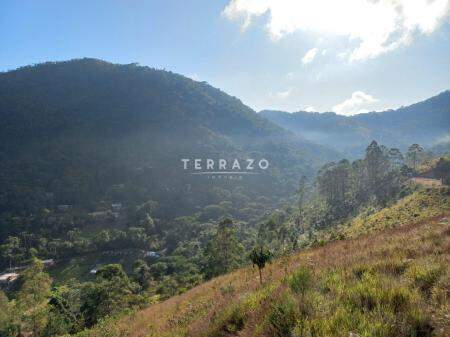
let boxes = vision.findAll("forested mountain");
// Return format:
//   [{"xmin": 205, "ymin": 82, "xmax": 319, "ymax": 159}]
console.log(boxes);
[
  {"xmin": 0, "ymin": 59, "xmax": 337, "ymax": 223},
  {"xmin": 260, "ymin": 91, "xmax": 450, "ymax": 157},
  {"xmin": 0, "ymin": 58, "xmax": 342, "ymax": 266}
]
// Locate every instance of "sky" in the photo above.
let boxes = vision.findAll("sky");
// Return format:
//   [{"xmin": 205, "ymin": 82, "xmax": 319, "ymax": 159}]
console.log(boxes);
[{"xmin": 1, "ymin": 0, "xmax": 450, "ymax": 115}]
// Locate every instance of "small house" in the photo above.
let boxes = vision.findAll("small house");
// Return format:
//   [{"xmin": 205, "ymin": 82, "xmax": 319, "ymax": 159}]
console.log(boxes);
[
  {"xmin": 145, "ymin": 251, "xmax": 160, "ymax": 259},
  {"xmin": 57, "ymin": 204, "xmax": 72, "ymax": 212},
  {"xmin": 111, "ymin": 203, "xmax": 122, "ymax": 212},
  {"xmin": 0, "ymin": 272, "xmax": 19, "ymax": 283},
  {"xmin": 42, "ymin": 259, "xmax": 56, "ymax": 267}
]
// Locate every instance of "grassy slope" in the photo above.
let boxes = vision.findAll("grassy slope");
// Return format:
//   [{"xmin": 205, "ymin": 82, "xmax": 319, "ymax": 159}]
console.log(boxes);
[
  {"xmin": 338, "ymin": 187, "xmax": 449, "ymax": 239},
  {"xmin": 83, "ymin": 188, "xmax": 449, "ymax": 337}
]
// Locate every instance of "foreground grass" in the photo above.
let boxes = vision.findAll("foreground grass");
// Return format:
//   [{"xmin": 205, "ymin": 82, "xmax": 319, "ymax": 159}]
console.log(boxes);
[{"xmin": 78, "ymin": 189, "xmax": 449, "ymax": 337}]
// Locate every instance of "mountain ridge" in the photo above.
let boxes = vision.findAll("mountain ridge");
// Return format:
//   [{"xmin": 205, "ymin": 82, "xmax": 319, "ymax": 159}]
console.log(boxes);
[{"xmin": 260, "ymin": 90, "xmax": 450, "ymax": 156}]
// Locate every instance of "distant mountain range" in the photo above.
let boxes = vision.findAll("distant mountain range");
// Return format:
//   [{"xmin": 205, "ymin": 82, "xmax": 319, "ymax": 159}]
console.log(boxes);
[{"xmin": 260, "ymin": 91, "xmax": 450, "ymax": 157}]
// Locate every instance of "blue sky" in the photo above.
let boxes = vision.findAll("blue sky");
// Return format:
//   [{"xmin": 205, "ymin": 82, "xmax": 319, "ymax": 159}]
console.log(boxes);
[{"xmin": 1, "ymin": 0, "xmax": 450, "ymax": 115}]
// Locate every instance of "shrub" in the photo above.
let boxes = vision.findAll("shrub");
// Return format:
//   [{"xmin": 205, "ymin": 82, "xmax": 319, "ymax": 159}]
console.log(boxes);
[
  {"xmin": 386, "ymin": 285, "xmax": 414, "ymax": 314},
  {"xmin": 219, "ymin": 282, "xmax": 235, "ymax": 297},
  {"xmin": 220, "ymin": 305, "xmax": 246, "ymax": 334},
  {"xmin": 288, "ymin": 266, "xmax": 312, "ymax": 296},
  {"xmin": 407, "ymin": 309, "xmax": 434, "ymax": 337},
  {"xmin": 209, "ymin": 303, "xmax": 247, "ymax": 337},
  {"xmin": 346, "ymin": 274, "xmax": 383, "ymax": 312},
  {"xmin": 267, "ymin": 295, "xmax": 297, "ymax": 337}
]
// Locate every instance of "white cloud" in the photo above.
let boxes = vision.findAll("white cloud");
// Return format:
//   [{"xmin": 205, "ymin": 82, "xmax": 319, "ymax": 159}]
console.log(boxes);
[
  {"xmin": 332, "ymin": 91, "xmax": 377, "ymax": 116},
  {"xmin": 271, "ymin": 88, "xmax": 293, "ymax": 99},
  {"xmin": 223, "ymin": 0, "xmax": 450, "ymax": 61},
  {"xmin": 302, "ymin": 48, "xmax": 318, "ymax": 65},
  {"xmin": 304, "ymin": 106, "xmax": 317, "ymax": 112},
  {"xmin": 276, "ymin": 88, "xmax": 293, "ymax": 99}
]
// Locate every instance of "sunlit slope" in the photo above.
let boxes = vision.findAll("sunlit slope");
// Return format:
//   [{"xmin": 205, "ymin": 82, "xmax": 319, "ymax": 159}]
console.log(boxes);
[
  {"xmin": 338, "ymin": 187, "xmax": 449, "ymax": 239},
  {"xmin": 83, "ymin": 190, "xmax": 450, "ymax": 337}
]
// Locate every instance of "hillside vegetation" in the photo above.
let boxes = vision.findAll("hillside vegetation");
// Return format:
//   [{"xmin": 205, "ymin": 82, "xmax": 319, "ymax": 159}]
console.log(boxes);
[
  {"xmin": 305, "ymin": 187, "xmax": 450, "ymax": 245},
  {"xmin": 80, "ymin": 188, "xmax": 449, "ymax": 337}
]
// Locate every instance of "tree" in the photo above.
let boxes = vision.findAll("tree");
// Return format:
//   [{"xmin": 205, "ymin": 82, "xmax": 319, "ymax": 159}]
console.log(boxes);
[
  {"xmin": 0, "ymin": 236, "xmax": 23, "ymax": 269},
  {"xmin": 80, "ymin": 264, "xmax": 141, "ymax": 327},
  {"xmin": 296, "ymin": 175, "xmax": 308, "ymax": 213},
  {"xmin": 249, "ymin": 246, "xmax": 271, "ymax": 285},
  {"xmin": 203, "ymin": 218, "xmax": 244, "ymax": 278},
  {"xmin": 388, "ymin": 148, "xmax": 404, "ymax": 169},
  {"xmin": 46, "ymin": 282, "xmax": 83, "ymax": 335},
  {"xmin": 434, "ymin": 157, "xmax": 450, "ymax": 184},
  {"xmin": 365, "ymin": 141, "xmax": 387, "ymax": 189},
  {"xmin": 0, "ymin": 290, "xmax": 20, "ymax": 337},
  {"xmin": 133, "ymin": 259, "xmax": 151, "ymax": 289},
  {"xmin": 406, "ymin": 144, "xmax": 424, "ymax": 171},
  {"xmin": 295, "ymin": 175, "xmax": 308, "ymax": 233},
  {"xmin": 139, "ymin": 214, "xmax": 155, "ymax": 234},
  {"xmin": 17, "ymin": 258, "xmax": 52, "ymax": 337},
  {"xmin": 365, "ymin": 141, "xmax": 391, "ymax": 203},
  {"xmin": 317, "ymin": 160, "xmax": 352, "ymax": 221}
]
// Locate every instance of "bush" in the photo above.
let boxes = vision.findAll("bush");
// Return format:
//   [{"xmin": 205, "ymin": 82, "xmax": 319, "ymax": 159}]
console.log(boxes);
[
  {"xmin": 267, "ymin": 295, "xmax": 297, "ymax": 337},
  {"xmin": 346, "ymin": 273, "xmax": 383, "ymax": 312},
  {"xmin": 220, "ymin": 305, "xmax": 246, "ymax": 334},
  {"xmin": 407, "ymin": 309, "xmax": 434, "ymax": 337},
  {"xmin": 210, "ymin": 303, "xmax": 247, "ymax": 337},
  {"xmin": 288, "ymin": 266, "xmax": 312, "ymax": 296}
]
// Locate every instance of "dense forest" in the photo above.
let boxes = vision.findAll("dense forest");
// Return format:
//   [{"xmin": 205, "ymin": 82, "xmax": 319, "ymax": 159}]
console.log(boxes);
[{"xmin": 0, "ymin": 59, "xmax": 338, "ymax": 229}]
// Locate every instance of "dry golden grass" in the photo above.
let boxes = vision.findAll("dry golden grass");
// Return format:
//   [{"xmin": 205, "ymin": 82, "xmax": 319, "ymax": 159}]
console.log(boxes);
[{"xmin": 86, "ymin": 208, "xmax": 450, "ymax": 337}]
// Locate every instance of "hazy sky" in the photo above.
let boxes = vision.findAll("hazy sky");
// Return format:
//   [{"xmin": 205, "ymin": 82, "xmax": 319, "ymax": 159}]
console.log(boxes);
[{"xmin": 1, "ymin": 0, "xmax": 450, "ymax": 115}]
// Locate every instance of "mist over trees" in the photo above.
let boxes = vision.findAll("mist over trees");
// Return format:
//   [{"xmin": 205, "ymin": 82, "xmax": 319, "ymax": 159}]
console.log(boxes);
[{"xmin": 261, "ymin": 90, "xmax": 450, "ymax": 157}]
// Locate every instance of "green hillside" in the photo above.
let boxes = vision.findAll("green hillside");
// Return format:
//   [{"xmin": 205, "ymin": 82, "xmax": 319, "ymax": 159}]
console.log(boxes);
[
  {"xmin": 76, "ymin": 189, "xmax": 450, "ymax": 337},
  {"xmin": 300, "ymin": 186, "xmax": 449, "ymax": 247}
]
